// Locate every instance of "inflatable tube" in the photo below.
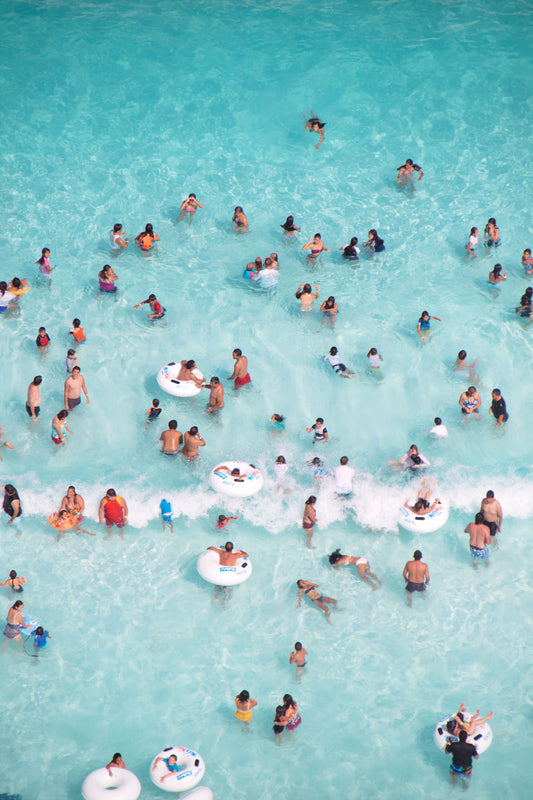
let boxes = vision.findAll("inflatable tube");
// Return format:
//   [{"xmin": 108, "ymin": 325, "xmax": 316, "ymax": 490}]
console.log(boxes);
[
  {"xmin": 20, "ymin": 613, "xmax": 39, "ymax": 636},
  {"xmin": 179, "ymin": 788, "xmax": 213, "ymax": 800},
  {"xmin": 197, "ymin": 550, "xmax": 252, "ymax": 586},
  {"xmin": 82, "ymin": 767, "xmax": 141, "ymax": 800},
  {"xmin": 398, "ymin": 501, "xmax": 449, "ymax": 533},
  {"xmin": 8, "ymin": 284, "xmax": 29, "ymax": 296},
  {"xmin": 209, "ymin": 461, "xmax": 263, "ymax": 497},
  {"xmin": 157, "ymin": 363, "xmax": 202, "ymax": 397},
  {"xmin": 434, "ymin": 712, "xmax": 492, "ymax": 755},
  {"xmin": 48, "ymin": 511, "xmax": 79, "ymax": 530},
  {"xmin": 150, "ymin": 747, "xmax": 205, "ymax": 793}
]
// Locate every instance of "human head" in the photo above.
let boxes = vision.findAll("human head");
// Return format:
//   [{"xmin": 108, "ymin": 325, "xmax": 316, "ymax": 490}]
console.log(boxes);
[
  {"xmin": 409, "ymin": 444, "xmax": 419, "ymax": 454},
  {"xmin": 145, "ymin": 223, "xmax": 153, "ymax": 234},
  {"xmin": 254, "ymin": 257, "xmax": 262, "ymax": 266},
  {"xmin": 526, "ymin": 287, "xmax": 533, "ymax": 298},
  {"xmin": 112, "ymin": 753, "xmax": 122, "ymax": 762},
  {"xmin": 488, "ymin": 217, "xmax": 496, "ymax": 226},
  {"xmin": 302, "ymin": 283, "xmax": 312, "ymax": 293},
  {"xmin": 264, "ymin": 257, "xmax": 272, "ymax": 267},
  {"xmin": 486, "ymin": 490, "xmax": 494, "ymax": 498},
  {"xmin": 113, "ymin": 224, "xmax": 123, "ymax": 233},
  {"xmin": 459, "ymin": 730, "xmax": 468, "ymax": 742},
  {"xmin": 35, "ymin": 626, "xmax": 44, "ymax": 636},
  {"xmin": 9, "ymin": 570, "xmax": 17, "ymax": 579},
  {"xmin": 405, "ymin": 158, "xmax": 413, "ymax": 166},
  {"xmin": 434, "ymin": 417, "xmax": 442, "ymax": 426},
  {"xmin": 72, "ymin": 366, "xmax": 81, "ymax": 375},
  {"xmin": 329, "ymin": 346, "xmax": 338, "ymax": 355},
  {"xmin": 168, "ymin": 420, "xmax": 177, "ymax": 429},
  {"xmin": 224, "ymin": 542, "xmax": 234, "ymax": 552},
  {"xmin": 210, "ymin": 377, "xmax": 220, "ymax": 385},
  {"xmin": 188, "ymin": 193, "xmax": 196, "ymax": 199},
  {"xmin": 106, "ymin": 488, "xmax": 116, "ymax": 499},
  {"xmin": 493, "ymin": 263, "xmax": 502, "ymax": 275},
  {"xmin": 458, "ymin": 350, "xmax": 467, "ymax": 360},
  {"xmin": 0, "ymin": 281, "xmax": 7, "ymax": 294},
  {"xmin": 312, "ymin": 457, "xmax": 322, "ymax": 466},
  {"xmin": 467, "ymin": 386, "xmax": 477, "ymax": 396},
  {"xmin": 276, "ymin": 455, "xmax": 286, "ymax": 464},
  {"xmin": 12, "ymin": 600, "xmax": 23, "ymax": 610},
  {"xmin": 524, "ymin": 248, "xmax": 531, "ymax": 257},
  {"xmin": 38, "ymin": 327, "xmax": 46, "ymax": 334},
  {"xmin": 316, "ymin": 417, "xmax": 324, "ymax": 424},
  {"xmin": 306, "ymin": 496, "xmax": 317, "ymax": 505},
  {"xmin": 189, "ymin": 426, "xmax": 198, "ymax": 435},
  {"xmin": 328, "ymin": 549, "xmax": 343, "ymax": 564},
  {"xmin": 420, "ymin": 311, "xmax": 429, "ymax": 320},
  {"xmin": 340, "ymin": 456, "xmax": 348, "ymax": 465},
  {"xmin": 233, "ymin": 348, "xmax": 242, "ymax": 358},
  {"xmin": 326, "ymin": 296, "xmax": 335, "ymax": 305},
  {"xmin": 42, "ymin": 248, "xmax": 50, "ymax": 257},
  {"xmin": 67, "ymin": 349, "xmax": 75, "ymax": 357},
  {"xmin": 31, "ymin": 373, "xmax": 41, "ymax": 385},
  {"xmin": 295, "ymin": 642, "xmax": 302, "ymax": 651},
  {"xmin": 296, "ymin": 580, "xmax": 305, "ymax": 587},
  {"xmin": 350, "ymin": 236, "xmax": 358, "ymax": 246},
  {"xmin": 272, "ymin": 413, "xmax": 284, "ymax": 422},
  {"xmin": 238, "ymin": 690, "xmax": 249, "ymax": 702},
  {"xmin": 4, "ymin": 485, "xmax": 16, "ymax": 496},
  {"xmin": 152, "ymin": 398, "xmax": 160, "ymax": 407},
  {"xmin": 230, "ymin": 468, "xmax": 241, "ymax": 476},
  {"xmin": 57, "ymin": 409, "xmax": 68, "ymax": 421},
  {"xmin": 168, "ymin": 755, "xmax": 177, "ymax": 765},
  {"xmin": 314, "ymin": 233, "xmax": 321, "ymax": 242},
  {"xmin": 11, "ymin": 277, "xmax": 21, "ymax": 288},
  {"xmin": 102, "ymin": 263, "xmax": 111, "ymax": 276},
  {"xmin": 147, "ymin": 294, "xmax": 156, "ymax": 303},
  {"xmin": 413, "ymin": 500, "xmax": 426, "ymax": 512},
  {"xmin": 470, "ymin": 227, "xmax": 478, "ymax": 236},
  {"xmin": 413, "ymin": 550, "xmax": 422, "ymax": 560},
  {"xmin": 285, "ymin": 215, "xmax": 294, "ymax": 226},
  {"xmin": 234, "ymin": 206, "xmax": 243, "ymax": 214},
  {"xmin": 67, "ymin": 485, "xmax": 76, "ymax": 495},
  {"xmin": 185, "ymin": 360, "xmax": 195, "ymax": 369},
  {"xmin": 283, "ymin": 694, "xmax": 294, "ymax": 707},
  {"xmin": 491, "ymin": 388, "xmax": 501, "ymax": 399},
  {"xmin": 369, "ymin": 347, "xmax": 377, "ymax": 355},
  {"xmin": 475, "ymin": 512, "xmax": 485, "ymax": 524},
  {"xmin": 368, "ymin": 228, "xmax": 377, "ymax": 239},
  {"xmin": 73, "ymin": 318, "xmax": 81, "ymax": 327}
]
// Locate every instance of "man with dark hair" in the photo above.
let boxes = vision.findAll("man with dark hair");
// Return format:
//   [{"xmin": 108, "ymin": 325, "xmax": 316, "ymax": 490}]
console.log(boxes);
[
  {"xmin": 402, "ymin": 550, "xmax": 429, "ymax": 606},
  {"xmin": 489, "ymin": 388, "xmax": 508, "ymax": 426},
  {"xmin": 159, "ymin": 420, "xmax": 182, "ymax": 454},
  {"xmin": 464, "ymin": 513, "xmax": 491, "ymax": 566},
  {"xmin": 480, "ymin": 490, "xmax": 503, "ymax": 537},
  {"xmin": 228, "ymin": 348, "xmax": 251, "ymax": 388},
  {"xmin": 445, "ymin": 730, "xmax": 478, "ymax": 781}
]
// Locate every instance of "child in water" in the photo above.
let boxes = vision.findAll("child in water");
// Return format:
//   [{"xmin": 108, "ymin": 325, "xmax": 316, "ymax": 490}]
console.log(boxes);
[
  {"xmin": 217, "ymin": 514, "xmax": 239, "ymax": 529},
  {"xmin": 70, "ymin": 318, "xmax": 86, "ymax": 343},
  {"xmin": 146, "ymin": 398, "xmax": 162, "ymax": 422},
  {"xmin": 33, "ymin": 626, "xmax": 50, "ymax": 651},
  {"xmin": 65, "ymin": 348, "xmax": 78, "ymax": 372},
  {"xmin": 290, "ymin": 641, "xmax": 308, "ymax": 679},
  {"xmin": 367, "ymin": 347, "xmax": 383, "ymax": 369},
  {"xmin": 160, "ymin": 499, "xmax": 173, "ymax": 533}
]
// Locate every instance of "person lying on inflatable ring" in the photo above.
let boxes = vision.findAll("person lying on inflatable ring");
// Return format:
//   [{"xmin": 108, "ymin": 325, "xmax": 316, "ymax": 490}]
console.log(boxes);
[
  {"xmin": 404, "ymin": 479, "xmax": 441, "ymax": 515},
  {"xmin": 217, "ymin": 466, "xmax": 247, "ymax": 482}
]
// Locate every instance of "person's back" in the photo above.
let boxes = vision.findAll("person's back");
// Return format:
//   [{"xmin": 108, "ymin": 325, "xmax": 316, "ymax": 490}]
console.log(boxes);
[
  {"xmin": 446, "ymin": 731, "xmax": 478, "ymax": 773},
  {"xmin": 334, "ymin": 458, "xmax": 355, "ymax": 494}
]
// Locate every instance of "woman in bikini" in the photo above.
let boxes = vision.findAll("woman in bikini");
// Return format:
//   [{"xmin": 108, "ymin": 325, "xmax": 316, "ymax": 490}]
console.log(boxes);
[
  {"xmin": 232, "ymin": 206, "xmax": 248, "ymax": 231},
  {"xmin": 280, "ymin": 215, "xmax": 300, "ymax": 236},
  {"xmin": 302, "ymin": 233, "xmax": 329, "ymax": 259},
  {"xmin": 177, "ymin": 193, "xmax": 203, "ymax": 224},
  {"xmin": 301, "ymin": 496, "xmax": 317, "ymax": 548},
  {"xmin": 484, "ymin": 217, "xmax": 500, "ymax": 249},
  {"xmin": 328, "ymin": 549, "xmax": 381, "ymax": 589},
  {"xmin": 296, "ymin": 579, "xmax": 337, "ymax": 617}
]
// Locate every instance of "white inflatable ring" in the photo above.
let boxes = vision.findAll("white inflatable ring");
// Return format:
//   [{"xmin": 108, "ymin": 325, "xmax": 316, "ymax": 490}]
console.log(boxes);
[
  {"xmin": 197, "ymin": 549, "xmax": 253, "ymax": 586},
  {"xmin": 157, "ymin": 363, "xmax": 202, "ymax": 397},
  {"xmin": 82, "ymin": 768, "xmax": 141, "ymax": 800},
  {"xmin": 150, "ymin": 746, "xmax": 205, "ymax": 793},
  {"xmin": 179, "ymin": 789, "xmax": 213, "ymax": 800},
  {"xmin": 434, "ymin": 711, "xmax": 492, "ymax": 754},
  {"xmin": 398, "ymin": 501, "xmax": 449, "ymax": 533},
  {"xmin": 209, "ymin": 461, "xmax": 263, "ymax": 497}
]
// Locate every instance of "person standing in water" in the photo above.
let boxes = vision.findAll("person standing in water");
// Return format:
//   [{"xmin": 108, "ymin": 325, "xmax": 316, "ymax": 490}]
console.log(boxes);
[
  {"xmin": 396, "ymin": 158, "xmax": 423, "ymax": 183},
  {"xmin": 109, "ymin": 223, "xmax": 128, "ymax": 251},
  {"xmin": 204, "ymin": 377, "xmax": 224, "ymax": 413},
  {"xmin": 98, "ymin": 489, "xmax": 128, "ymax": 538},
  {"xmin": 302, "ymin": 496, "xmax": 318, "ymax": 549},
  {"xmin": 177, "ymin": 193, "xmax": 203, "ymax": 224},
  {"xmin": 289, "ymin": 642, "xmax": 308, "ymax": 679},
  {"xmin": 227, "ymin": 348, "xmax": 251, "ymax": 388},
  {"xmin": 480, "ymin": 490, "xmax": 503, "ymax": 537},
  {"xmin": 403, "ymin": 550, "xmax": 429, "ymax": 606},
  {"xmin": 0, "ymin": 570, "xmax": 26, "ymax": 592},
  {"xmin": 64, "ymin": 367, "xmax": 90, "ymax": 411},
  {"xmin": 234, "ymin": 690, "xmax": 257, "ymax": 725},
  {"xmin": 464, "ymin": 513, "xmax": 491, "ymax": 567}
]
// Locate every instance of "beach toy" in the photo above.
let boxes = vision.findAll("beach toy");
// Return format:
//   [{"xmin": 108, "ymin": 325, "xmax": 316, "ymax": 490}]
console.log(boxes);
[
  {"xmin": 197, "ymin": 550, "xmax": 252, "ymax": 586},
  {"xmin": 150, "ymin": 746, "xmax": 205, "ymax": 793},
  {"xmin": 209, "ymin": 462, "xmax": 263, "ymax": 498}
]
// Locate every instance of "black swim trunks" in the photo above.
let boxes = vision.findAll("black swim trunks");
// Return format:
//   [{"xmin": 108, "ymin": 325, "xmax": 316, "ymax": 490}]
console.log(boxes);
[
  {"xmin": 406, "ymin": 581, "xmax": 426, "ymax": 593},
  {"xmin": 25, "ymin": 403, "xmax": 40, "ymax": 418}
]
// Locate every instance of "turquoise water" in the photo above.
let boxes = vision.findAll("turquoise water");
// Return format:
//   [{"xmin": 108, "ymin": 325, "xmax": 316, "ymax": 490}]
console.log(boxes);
[{"xmin": 1, "ymin": 0, "xmax": 533, "ymax": 797}]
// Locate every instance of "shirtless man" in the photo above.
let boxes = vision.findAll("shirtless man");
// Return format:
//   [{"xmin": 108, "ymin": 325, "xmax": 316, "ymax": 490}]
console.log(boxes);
[
  {"xmin": 182, "ymin": 426, "xmax": 205, "ymax": 458},
  {"xmin": 204, "ymin": 376, "xmax": 224, "ymax": 413},
  {"xmin": 403, "ymin": 550, "xmax": 429, "ymax": 606},
  {"xmin": 208, "ymin": 541, "xmax": 248, "ymax": 566},
  {"xmin": 64, "ymin": 366, "xmax": 90, "ymax": 410},
  {"xmin": 480, "ymin": 490, "xmax": 503, "ymax": 537},
  {"xmin": 227, "ymin": 348, "xmax": 251, "ymax": 388},
  {"xmin": 26, "ymin": 375, "xmax": 42, "ymax": 420},
  {"xmin": 177, "ymin": 359, "xmax": 205, "ymax": 388},
  {"xmin": 159, "ymin": 420, "xmax": 182, "ymax": 454},
  {"xmin": 459, "ymin": 386, "xmax": 481, "ymax": 416},
  {"xmin": 464, "ymin": 513, "xmax": 491, "ymax": 566}
]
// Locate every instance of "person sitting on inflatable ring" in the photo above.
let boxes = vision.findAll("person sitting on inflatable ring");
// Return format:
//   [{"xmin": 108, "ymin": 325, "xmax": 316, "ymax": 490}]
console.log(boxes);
[
  {"xmin": 8, "ymin": 277, "xmax": 29, "ymax": 295},
  {"xmin": 217, "ymin": 466, "xmax": 247, "ymax": 482},
  {"xmin": 404, "ymin": 479, "xmax": 441, "ymax": 515},
  {"xmin": 152, "ymin": 753, "xmax": 182, "ymax": 783}
]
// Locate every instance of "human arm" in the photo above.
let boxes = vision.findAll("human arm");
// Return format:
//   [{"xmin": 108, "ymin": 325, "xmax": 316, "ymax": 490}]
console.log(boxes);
[
  {"xmin": 402, "ymin": 563, "xmax": 409, "ymax": 582},
  {"xmin": 496, "ymin": 502, "xmax": 503, "ymax": 531},
  {"xmin": 81, "ymin": 377, "xmax": 90, "ymax": 403},
  {"xmin": 424, "ymin": 564, "xmax": 430, "ymax": 585},
  {"xmin": 98, "ymin": 498, "xmax": 105, "ymax": 524},
  {"xmin": 316, "ymin": 129, "xmax": 324, "ymax": 149},
  {"xmin": 417, "ymin": 321, "xmax": 426, "ymax": 342},
  {"xmin": 430, "ymin": 316, "xmax": 442, "ymax": 322},
  {"xmin": 63, "ymin": 379, "xmax": 69, "ymax": 409},
  {"xmin": 302, "ymin": 239, "xmax": 313, "ymax": 251},
  {"xmin": 415, "ymin": 166, "xmax": 423, "ymax": 181},
  {"xmin": 320, "ymin": 301, "xmax": 326, "ymax": 312},
  {"xmin": 120, "ymin": 498, "xmax": 129, "ymax": 525},
  {"xmin": 132, "ymin": 300, "xmax": 147, "ymax": 308}
]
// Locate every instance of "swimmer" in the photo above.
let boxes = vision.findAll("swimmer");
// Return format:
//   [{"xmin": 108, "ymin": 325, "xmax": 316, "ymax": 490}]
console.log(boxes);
[
  {"xmin": 0, "ymin": 425, "xmax": 15, "ymax": 461},
  {"xmin": 453, "ymin": 703, "xmax": 494, "ymax": 736},
  {"xmin": 160, "ymin": 499, "xmax": 173, "ymax": 533},
  {"xmin": 295, "ymin": 283, "xmax": 319, "ymax": 309},
  {"xmin": 270, "ymin": 413, "xmax": 286, "ymax": 436},
  {"xmin": 65, "ymin": 349, "xmax": 78, "ymax": 373},
  {"xmin": 134, "ymin": 223, "xmax": 159, "ymax": 250},
  {"xmin": 51, "ymin": 409, "xmax": 71, "ymax": 445},
  {"xmin": 392, "ymin": 443, "xmax": 430, "ymax": 470},
  {"xmin": 2, "ymin": 600, "xmax": 31, "ymax": 647},
  {"xmin": 464, "ymin": 513, "xmax": 491, "ymax": 567},
  {"xmin": 323, "ymin": 346, "xmax": 356, "ymax": 378},
  {"xmin": 208, "ymin": 541, "xmax": 248, "ymax": 567},
  {"xmin": 333, "ymin": 456, "xmax": 355, "ymax": 495},
  {"xmin": 417, "ymin": 310, "xmax": 442, "ymax": 342},
  {"xmin": 98, "ymin": 264, "xmax": 118, "ymax": 292},
  {"xmin": 2, "ymin": 484, "xmax": 22, "ymax": 529},
  {"xmin": 106, "ymin": 754, "xmax": 126, "ymax": 776},
  {"xmin": 159, "ymin": 420, "xmax": 183, "ymax": 454},
  {"xmin": 320, "ymin": 296, "xmax": 338, "ymax": 328},
  {"xmin": 0, "ymin": 282, "xmax": 15, "ymax": 314},
  {"xmin": 367, "ymin": 347, "xmax": 383, "ymax": 369},
  {"xmin": 273, "ymin": 706, "xmax": 288, "ymax": 743},
  {"xmin": 306, "ymin": 417, "xmax": 328, "ymax": 443},
  {"xmin": 7, "ymin": 277, "xmax": 29, "ymax": 297},
  {"xmin": 516, "ymin": 287, "xmax": 533, "ymax": 317},
  {"xmin": 304, "ymin": 115, "xmax": 325, "ymax": 149},
  {"xmin": 402, "ymin": 550, "xmax": 429, "ymax": 607},
  {"xmin": 281, "ymin": 215, "xmax": 300, "ymax": 235},
  {"xmin": 459, "ymin": 386, "xmax": 482, "ymax": 416},
  {"xmin": 217, "ymin": 466, "xmax": 248, "ymax": 481},
  {"xmin": 296, "ymin": 579, "xmax": 337, "ymax": 617},
  {"xmin": 35, "ymin": 247, "xmax": 56, "ymax": 277},
  {"xmin": 26, "ymin": 375, "xmax": 42, "ymax": 420},
  {"xmin": 70, "ymin": 318, "xmax": 86, "ymax": 343},
  {"xmin": 454, "ymin": 350, "xmax": 478, "ymax": 381},
  {"xmin": 256, "ymin": 257, "xmax": 279, "ymax": 288},
  {"xmin": 396, "ymin": 158, "xmax": 423, "ymax": 183},
  {"xmin": 109, "ymin": 223, "xmax": 128, "ymax": 250},
  {"xmin": 217, "ymin": 514, "xmax": 239, "ymax": 529},
  {"xmin": 269, "ymin": 253, "xmax": 279, "ymax": 268},
  {"xmin": 341, "ymin": 236, "xmax": 360, "ymax": 259},
  {"xmin": 35, "ymin": 326, "xmax": 51, "ymax": 352},
  {"xmin": 484, "ymin": 217, "xmax": 500, "ymax": 249},
  {"xmin": 404, "ymin": 478, "xmax": 441, "ymax": 514},
  {"xmin": 310, "ymin": 456, "xmax": 327, "ymax": 483},
  {"xmin": 232, "ymin": 206, "xmax": 248, "ymax": 231},
  {"xmin": 243, "ymin": 256, "xmax": 262, "ymax": 279},
  {"xmin": 227, "ymin": 348, "xmax": 251, "ymax": 388},
  {"xmin": 146, "ymin": 398, "xmax": 162, "ymax": 422},
  {"xmin": 302, "ymin": 496, "xmax": 318, "ymax": 549},
  {"xmin": 64, "ymin": 366, "xmax": 90, "ymax": 410},
  {"xmin": 290, "ymin": 642, "xmax": 308, "ymax": 678},
  {"xmin": 235, "ymin": 690, "xmax": 257, "ymax": 725},
  {"xmin": 328, "ymin": 549, "xmax": 381, "ymax": 589},
  {"xmin": 182, "ymin": 426, "xmax": 206, "ymax": 459},
  {"xmin": 466, "ymin": 226, "xmax": 479, "ymax": 256},
  {"xmin": 178, "ymin": 359, "xmax": 205, "ymax": 387},
  {"xmin": 302, "ymin": 233, "xmax": 329, "ymax": 258},
  {"xmin": 480, "ymin": 490, "xmax": 502, "ymax": 536},
  {"xmin": 363, "ymin": 229, "xmax": 385, "ymax": 253},
  {"xmin": 0, "ymin": 570, "xmax": 26, "ymax": 593},
  {"xmin": 133, "ymin": 294, "xmax": 165, "ymax": 319},
  {"xmin": 488, "ymin": 263, "xmax": 506, "ymax": 284},
  {"xmin": 522, "ymin": 248, "xmax": 533, "ymax": 273},
  {"xmin": 445, "ymin": 730, "xmax": 478, "ymax": 781},
  {"xmin": 429, "ymin": 416, "xmax": 448, "ymax": 438},
  {"xmin": 98, "ymin": 489, "xmax": 128, "ymax": 538},
  {"xmin": 489, "ymin": 388, "xmax": 508, "ymax": 426},
  {"xmin": 152, "ymin": 754, "xmax": 181, "ymax": 783},
  {"xmin": 203, "ymin": 377, "xmax": 224, "ymax": 413},
  {"xmin": 57, "ymin": 485, "xmax": 94, "ymax": 539},
  {"xmin": 177, "ymin": 193, "xmax": 203, "ymax": 224}
]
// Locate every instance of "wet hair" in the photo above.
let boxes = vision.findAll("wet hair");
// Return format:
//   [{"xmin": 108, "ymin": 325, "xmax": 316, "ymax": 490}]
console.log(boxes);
[
  {"xmin": 147, "ymin": 294, "xmax": 156, "ymax": 302},
  {"xmin": 168, "ymin": 755, "xmax": 177, "ymax": 763},
  {"xmin": 72, "ymin": 318, "xmax": 81, "ymax": 327},
  {"xmin": 113, "ymin": 224, "xmax": 123, "ymax": 233},
  {"xmin": 308, "ymin": 118, "xmax": 325, "ymax": 129},
  {"xmin": 189, "ymin": 426, "xmax": 198, "ymax": 435},
  {"xmin": 340, "ymin": 456, "xmax": 348, "ymax": 465},
  {"xmin": 434, "ymin": 417, "xmax": 442, "ymax": 425},
  {"xmin": 398, "ymin": 158, "xmax": 414, "ymax": 169},
  {"xmin": 413, "ymin": 499, "xmax": 425, "ymax": 511},
  {"xmin": 470, "ymin": 227, "xmax": 478, "ymax": 236},
  {"xmin": 305, "ymin": 496, "xmax": 317, "ymax": 505},
  {"xmin": 72, "ymin": 366, "xmax": 81, "ymax": 373},
  {"xmin": 210, "ymin": 377, "xmax": 220, "ymax": 384},
  {"xmin": 9, "ymin": 570, "xmax": 17, "ymax": 579},
  {"xmin": 409, "ymin": 444, "xmax": 419, "ymax": 453},
  {"xmin": 188, "ymin": 193, "xmax": 196, "ymax": 199},
  {"xmin": 475, "ymin": 512, "xmax": 485, "ymax": 524},
  {"xmin": 325, "ymin": 296, "xmax": 335, "ymax": 307},
  {"xmin": 328, "ymin": 548, "xmax": 343, "ymax": 564},
  {"xmin": 218, "ymin": 514, "xmax": 227, "ymax": 523},
  {"xmin": 112, "ymin": 753, "xmax": 122, "ymax": 762},
  {"xmin": 254, "ymin": 257, "xmax": 263, "ymax": 265},
  {"xmin": 274, "ymin": 705, "xmax": 284, "ymax": 722},
  {"xmin": 459, "ymin": 730, "xmax": 468, "ymax": 742},
  {"xmin": 185, "ymin": 360, "xmax": 195, "ymax": 369},
  {"xmin": 106, "ymin": 488, "xmax": 116, "ymax": 497},
  {"xmin": 457, "ymin": 350, "xmax": 467, "ymax": 360},
  {"xmin": 101, "ymin": 263, "xmax": 112, "ymax": 277},
  {"xmin": 329, "ymin": 346, "xmax": 338, "ymax": 355},
  {"xmin": 316, "ymin": 417, "xmax": 324, "ymax": 424},
  {"xmin": 57, "ymin": 409, "xmax": 68, "ymax": 420},
  {"xmin": 467, "ymin": 386, "xmax": 477, "ymax": 393},
  {"xmin": 67, "ymin": 485, "xmax": 76, "ymax": 493},
  {"xmin": 35, "ymin": 626, "xmax": 44, "ymax": 636},
  {"xmin": 486, "ymin": 490, "xmax": 494, "ymax": 498},
  {"xmin": 413, "ymin": 550, "xmax": 422, "ymax": 560},
  {"xmin": 67, "ymin": 349, "xmax": 75, "ymax": 357},
  {"xmin": 420, "ymin": 310, "xmax": 429, "ymax": 319},
  {"xmin": 11, "ymin": 277, "xmax": 21, "ymax": 289},
  {"xmin": 492, "ymin": 388, "xmax": 501, "ymax": 396},
  {"xmin": 38, "ymin": 326, "xmax": 46, "ymax": 334},
  {"xmin": 488, "ymin": 217, "xmax": 496, "ymax": 225},
  {"xmin": 168, "ymin": 419, "xmax": 177, "ymax": 429},
  {"xmin": 350, "ymin": 236, "xmax": 358, "ymax": 246},
  {"xmin": 36, "ymin": 248, "xmax": 50, "ymax": 265},
  {"xmin": 144, "ymin": 223, "xmax": 154, "ymax": 234},
  {"xmin": 230, "ymin": 468, "xmax": 241, "ymax": 476},
  {"xmin": 238, "ymin": 690, "xmax": 250, "ymax": 702},
  {"xmin": 314, "ymin": 233, "xmax": 321, "ymax": 240},
  {"xmin": 368, "ymin": 229, "xmax": 383, "ymax": 247},
  {"xmin": 224, "ymin": 542, "xmax": 233, "ymax": 551},
  {"xmin": 264, "ymin": 257, "xmax": 272, "ymax": 267},
  {"xmin": 233, "ymin": 348, "xmax": 242, "ymax": 357},
  {"xmin": 4, "ymin": 484, "xmax": 16, "ymax": 495},
  {"xmin": 295, "ymin": 641, "xmax": 302, "ymax": 650},
  {"xmin": 281, "ymin": 215, "xmax": 296, "ymax": 231},
  {"xmin": 296, "ymin": 283, "xmax": 312, "ymax": 298},
  {"xmin": 12, "ymin": 600, "xmax": 23, "ymax": 609},
  {"xmin": 275, "ymin": 455, "xmax": 286, "ymax": 464},
  {"xmin": 410, "ymin": 455, "xmax": 422, "ymax": 465},
  {"xmin": 283, "ymin": 694, "xmax": 294, "ymax": 708},
  {"xmin": 312, "ymin": 457, "xmax": 322, "ymax": 466},
  {"xmin": 272, "ymin": 413, "xmax": 284, "ymax": 422},
  {"xmin": 492, "ymin": 263, "xmax": 502, "ymax": 276},
  {"xmin": 0, "ymin": 281, "xmax": 7, "ymax": 295},
  {"xmin": 296, "ymin": 580, "xmax": 305, "ymax": 587},
  {"xmin": 446, "ymin": 720, "xmax": 455, "ymax": 734},
  {"xmin": 152, "ymin": 398, "xmax": 160, "ymax": 407}
]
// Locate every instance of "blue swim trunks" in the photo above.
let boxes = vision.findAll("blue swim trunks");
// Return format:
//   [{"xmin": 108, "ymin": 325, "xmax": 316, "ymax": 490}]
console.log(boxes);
[{"xmin": 470, "ymin": 545, "xmax": 489, "ymax": 560}]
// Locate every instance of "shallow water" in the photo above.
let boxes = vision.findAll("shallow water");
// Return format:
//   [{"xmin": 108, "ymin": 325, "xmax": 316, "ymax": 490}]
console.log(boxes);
[{"xmin": 1, "ymin": 0, "xmax": 533, "ymax": 798}]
